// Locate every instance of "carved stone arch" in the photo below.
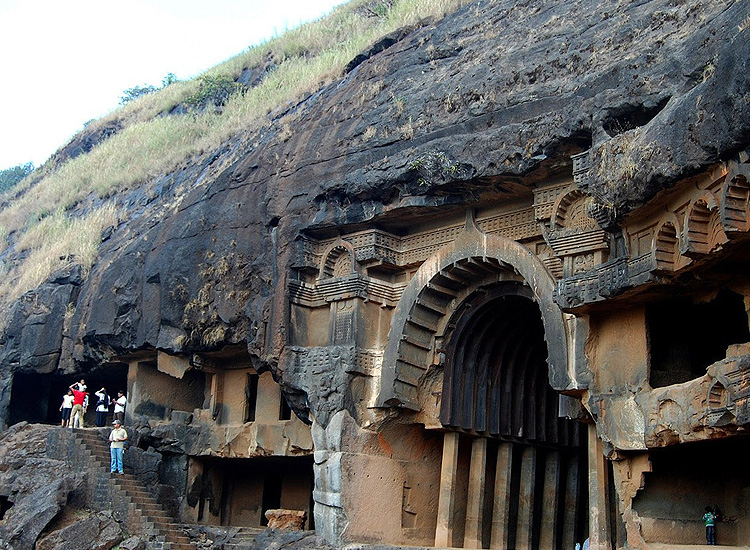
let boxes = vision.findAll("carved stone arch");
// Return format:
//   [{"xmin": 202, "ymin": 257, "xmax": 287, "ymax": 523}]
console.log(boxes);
[
  {"xmin": 319, "ymin": 241, "xmax": 357, "ymax": 280},
  {"xmin": 681, "ymin": 192, "xmax": 726, "ymax": 257},
  {"xmin": 377, "ymin": 223, "xmax": 588, "ymax": 410},
  {"xmin": 652, "ymin": 213, "xmax": 681, "ymax": 272},
  {"xmin": 551, "ymin": 186, "xmax": 597, "ymax": 231},
  {"xmin": 708, "ymin": 380, "xmax": 729, "ymax": 410},
  {"xmin": 707, "ymin": 380, "xmax": 736, "ymax": 427},
  {"xmin": 721, "ymin": 169, "xmax": 750, "ymax": 233}
]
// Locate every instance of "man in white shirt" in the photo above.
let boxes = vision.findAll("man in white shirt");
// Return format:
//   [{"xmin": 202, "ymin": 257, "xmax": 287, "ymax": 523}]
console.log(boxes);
[
  {"xmin": 108, "ymin": 420, "xmax": 127, "ymax": 475},
  {"xmin": 113, "ymin": 391, "xmax": 127, "ymax": 423}
]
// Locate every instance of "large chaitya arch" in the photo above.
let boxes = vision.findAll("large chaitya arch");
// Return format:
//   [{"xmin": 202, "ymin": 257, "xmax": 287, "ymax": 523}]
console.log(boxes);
[
  {"xmin": 376, "ymin": 217, "xmax": 591, "ymax": 412},
  {"xmin": 371, "ymin": 221, "xmax": 593, "ymax": 550}
]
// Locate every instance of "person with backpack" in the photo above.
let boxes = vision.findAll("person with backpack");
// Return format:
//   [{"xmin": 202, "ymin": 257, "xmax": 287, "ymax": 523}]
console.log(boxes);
[
  {"xmin": 703, "ymin": 506, "xmax": 717, "ymax": 545},
  {"xmin": 95, "ymin": 387, "xmax": 110, "ymax": 427}
]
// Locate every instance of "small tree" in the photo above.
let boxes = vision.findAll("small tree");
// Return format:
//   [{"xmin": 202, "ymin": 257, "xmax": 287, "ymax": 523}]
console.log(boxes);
[
  {"xmin": 161, "ymin": 72, "xmax": 179, "ymax": 87},
  {"xmin": 0, "ymin": 162, "xmax": 34, "ymax": 193},
  {"xmin": 119, "ymin": 84, "xmax": 157, "ymax": 105}
]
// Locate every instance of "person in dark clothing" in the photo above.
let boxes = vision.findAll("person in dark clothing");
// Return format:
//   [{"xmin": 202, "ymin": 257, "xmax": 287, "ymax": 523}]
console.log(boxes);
[{"xmin": 94, "ymin": 387, "xmax": 110, "ymax": 427}]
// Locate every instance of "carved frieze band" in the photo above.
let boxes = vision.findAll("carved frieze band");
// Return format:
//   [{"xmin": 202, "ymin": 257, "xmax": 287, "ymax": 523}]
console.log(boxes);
[
  {"xmin": 289, "ymin": 345, "xmax": 383, "ymax": 378},
  {"xmin": 295, "ymin": 204, "xmax": 548, "ymax": 275},
  {"xmin": 289, "ymin": 276, "xmax": 407, "ymax": 307}
]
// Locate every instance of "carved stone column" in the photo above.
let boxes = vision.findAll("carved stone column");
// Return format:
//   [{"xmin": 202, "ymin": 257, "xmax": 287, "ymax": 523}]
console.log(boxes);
[
  {"xmin": 464, "ymin": 437, "xmax": 488, "ymax": 548},
  {"xmin": 436, "ymin": 431, "xmax": 460, "ymax": 547},
  {"xmin": 491, "ymin": 442, "xmax": 514, "ymax": 550},
  {"xmin": 540, "ymin": 451, "xmax": 561, "ymax": 550},
  {"xmin": 516, "ymin": 445, "xmax": 537, "ymax": 550},
  {"xmin": 562, "ymin": 453, "xmax": 581, "ymax": 549},
  {"xmin": 588, "ymin": 424, "xmax": 612, "ymax": 550}
]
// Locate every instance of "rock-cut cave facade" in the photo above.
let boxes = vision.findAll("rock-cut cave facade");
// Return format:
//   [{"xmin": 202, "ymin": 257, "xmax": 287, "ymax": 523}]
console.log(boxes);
[{"xmin": 1, "ymin": 0, "xmax": 750, "ymax": 549}]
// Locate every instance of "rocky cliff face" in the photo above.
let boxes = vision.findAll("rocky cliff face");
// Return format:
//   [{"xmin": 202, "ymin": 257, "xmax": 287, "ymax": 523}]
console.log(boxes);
[
  {"xmin": 2, "ymin": 0, "xmax": 749, "ymax": 546},
  {"xmin": 10, "ymin": 0, "xmax": 737, "ymax": 386}
]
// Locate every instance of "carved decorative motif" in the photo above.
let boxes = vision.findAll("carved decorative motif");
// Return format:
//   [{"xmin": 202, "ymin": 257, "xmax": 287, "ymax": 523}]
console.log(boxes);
[
  {"xmin": 720, "ymin": 153, "xmax": 750, "ymax": 234},
  {"xmin": 707, "ymin": 355, "xmax": 750, "ymax": 427},
  {"xmin": 653, "ymin": 221, "xmax": 679, "ymax": 272},
  {"xmin": 557, "ymin": 160, "xmax": 750, "ymax": 308}
]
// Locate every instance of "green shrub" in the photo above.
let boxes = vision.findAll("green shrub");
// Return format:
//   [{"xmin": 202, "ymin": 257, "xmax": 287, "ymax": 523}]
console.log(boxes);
[{"xmin": 184, "ymin": 75, "xmax": 242, "ymax": 111}]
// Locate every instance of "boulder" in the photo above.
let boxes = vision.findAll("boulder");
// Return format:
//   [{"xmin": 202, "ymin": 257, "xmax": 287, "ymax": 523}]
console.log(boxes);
[{"xmin": 264, "ymin": 508, "xmax": 307, "ymax": 530}]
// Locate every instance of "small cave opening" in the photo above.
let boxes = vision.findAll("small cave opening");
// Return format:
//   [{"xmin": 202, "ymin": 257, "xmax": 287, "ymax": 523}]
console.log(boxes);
[
  {"xmin": 192, "ymin": 455, "xmax": 315, "ymax": 529},
  {"xmin": 647, "ymin": 289, "xmax": 750, "ymax": 388},
  {"xmin": 0, "ymin": 495, "xmax": 13, "ymax": 520},
  {"xmin": 602, "ymin": 98, "xmax": 670, "ymax": 137},
  {"xmin": 8, "ymin": 363, "xmax": 128, "ymax": 427},
  {"xmin": 633, "ymin": 436, "xmax": 750, "ymax": 545}
]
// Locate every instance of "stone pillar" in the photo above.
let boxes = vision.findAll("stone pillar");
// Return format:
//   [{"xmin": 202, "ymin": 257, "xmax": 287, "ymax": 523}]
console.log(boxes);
[
  {"xmin": 464, "ymin": 437, "xmax": 488, "ymax": 548},
  {"xmin": 515, "ymin": 445, "xmax": 537, "ymax": 550},
  {"xmin": 588, "ymin": 424, "xmax": 611, "ymax": 550},
  {"xmin": 540, "ymin": 451, "xmax": 561, "ymax": 550},
  {"xmin": 491, "ymin": 442, "xmax": 514, "ymax": 550},
  {"xmin": 562, "ymin": 453, "xmax": 581, "ymax": 549},
  {"xmin": 311, "ymin": 414, "xmax": 348, "ymax": 546},
  {"xmin": 436, "ymin": 431, "xmax": 460, "ymax": 547}
]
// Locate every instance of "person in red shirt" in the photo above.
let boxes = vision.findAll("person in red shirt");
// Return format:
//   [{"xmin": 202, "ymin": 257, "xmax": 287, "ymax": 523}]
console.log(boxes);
[{"xmin": 69, "ymin": 383, "xmax": 88, "ymax": 428}]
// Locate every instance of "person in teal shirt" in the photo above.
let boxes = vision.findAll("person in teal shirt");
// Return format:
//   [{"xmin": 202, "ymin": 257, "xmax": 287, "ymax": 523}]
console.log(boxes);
[{"xmin": 703, "ymin": 506, "xmax": 716, "ymax": 545}]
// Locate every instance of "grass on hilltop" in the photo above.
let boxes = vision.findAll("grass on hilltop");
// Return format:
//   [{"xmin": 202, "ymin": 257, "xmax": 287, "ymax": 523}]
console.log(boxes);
[{"xmin": 0, "ymin": 0, "xmax": 468, "ymax": 314}]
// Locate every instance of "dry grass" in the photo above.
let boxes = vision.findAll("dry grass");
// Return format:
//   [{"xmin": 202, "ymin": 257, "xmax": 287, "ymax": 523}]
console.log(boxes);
[
  {"xmin": 0, "ymin": 204, "xmax": 118, "ymax": 305},
  {"xmin": 0, "ymin": 0, "xmax": 469, "ymax": 311}
]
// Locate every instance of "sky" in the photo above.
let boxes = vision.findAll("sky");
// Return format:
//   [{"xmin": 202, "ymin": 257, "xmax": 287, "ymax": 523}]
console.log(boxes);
[{"xmin": 0, "ymin": 0, "xmax": 349, "ymax": 170}]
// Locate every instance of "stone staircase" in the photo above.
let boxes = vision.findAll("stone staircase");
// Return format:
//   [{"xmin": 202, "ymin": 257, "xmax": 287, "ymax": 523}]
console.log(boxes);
[
  {"xmin": 71, "ymin": 428, "xmax": 196, "ymax": 550},
  {"xmin": 223, "ymin": 526, "xmax": 265, "ymax": 549}
]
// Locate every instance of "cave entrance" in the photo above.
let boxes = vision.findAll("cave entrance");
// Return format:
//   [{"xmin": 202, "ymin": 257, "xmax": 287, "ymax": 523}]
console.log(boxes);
[
  {"xmin": 0, "ymin": 495, "xmax": 13, "ymax": 520},
  {"xmin": 190, "ymin": 455, "xmax": 314, "ymax": 529},
  {"xmin": 633, "ymin": 436, "xmax": 750, "ymax": 545},
  {"xmin": 648, "ymin": 289, "xmax": 750, "ymax": 388},
  {"xmin": 7, "ymin": 363, "xmax": 128, "ymax": 427},
  {"xmin": 436, "ymin": 285, "xmax": 588, "ymax": 550}
]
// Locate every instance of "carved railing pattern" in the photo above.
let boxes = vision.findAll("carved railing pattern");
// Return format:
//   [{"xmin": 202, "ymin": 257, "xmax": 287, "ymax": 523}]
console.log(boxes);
[
  {"xmin": 289, "ymin": 276, "xmax": 406, "ymax": 308},
  {"xmin": 290, "ymin": 346, "xmax": 383, "ymax": 378},
  {"xmin": 295, "ymin": 205, "xmax": 545, "ymax": 275}
]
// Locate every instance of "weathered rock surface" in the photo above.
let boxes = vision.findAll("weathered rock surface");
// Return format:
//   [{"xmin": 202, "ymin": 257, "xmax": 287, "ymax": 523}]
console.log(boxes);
[
  {"xmin": 36, "ymin": 511, "xmax": 123, "ymax": 550},
  {"xmin": 55, "ymin": 0, "xmax": 748, "ymax": 384},
  {"xmin": 0, "ymin": 423, "xmax": 86, "ymax": 550}
]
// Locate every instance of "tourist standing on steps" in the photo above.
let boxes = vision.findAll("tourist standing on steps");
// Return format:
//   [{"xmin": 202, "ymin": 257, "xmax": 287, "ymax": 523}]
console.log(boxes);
[
  {"xmin": 60, "ymin": 390, "xmax": 74, "ymax": 427},
  {"xmin": 108, "ymin": 420, "xmax": 127, "ymax": 475},
  {"xmin": 69, "ymin": 383, "xmax": 88, "ymax": 428},
  {"xmin": 94, "ymin": 387, "xmax": 110, "ymax": 427},
  {"xmin": 703, "ymin": 506, "xmax": 717, "ymax": 545},
  {"xmin": 113, "ymin": 391, "xmax": 127, "ymax": 423}
]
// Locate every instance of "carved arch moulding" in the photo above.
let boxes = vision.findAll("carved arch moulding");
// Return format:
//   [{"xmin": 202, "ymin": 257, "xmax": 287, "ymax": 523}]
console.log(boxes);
[{"xmin": 376, "ymin": 220, "xmax": 590, "ymax": 411}]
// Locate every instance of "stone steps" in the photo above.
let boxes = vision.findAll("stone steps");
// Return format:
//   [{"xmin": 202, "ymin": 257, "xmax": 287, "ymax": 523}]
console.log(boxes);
[
  {"xmin": 71, "ymin": 428, "xmax": 197, "ymax": 550},
  {"xmin": 224, "ymin": 527, "xmax": 265, "ymax": 550}
]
